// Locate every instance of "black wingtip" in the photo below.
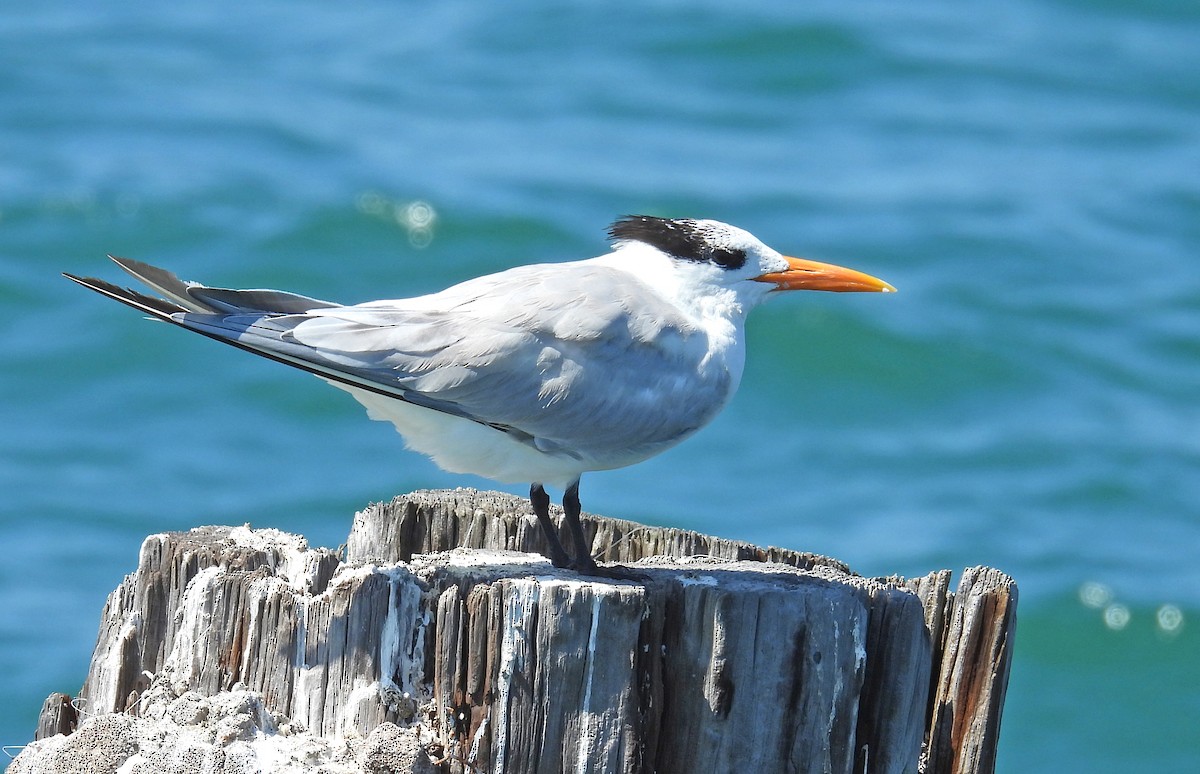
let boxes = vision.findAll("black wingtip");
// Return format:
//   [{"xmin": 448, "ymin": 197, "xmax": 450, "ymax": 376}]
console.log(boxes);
[{"xmin": 63, "ymin": 271, "xmax": 186, "ymax": 318}]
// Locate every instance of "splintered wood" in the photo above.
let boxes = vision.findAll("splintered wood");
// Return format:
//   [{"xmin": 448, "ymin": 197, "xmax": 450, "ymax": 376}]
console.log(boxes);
[{"xmin": 23, "ymin": 489, "xmax": 1015, "ymax": 774}]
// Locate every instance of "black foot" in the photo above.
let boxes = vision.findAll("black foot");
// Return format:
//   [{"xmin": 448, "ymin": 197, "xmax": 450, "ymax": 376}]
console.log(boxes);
[
  {"xmin": 567, "ymin": 557, "xmax": 649, "ymax": 582},
  {"xmin": 530, "ymin": 480, "xmax": 649, "ymax": 581}
]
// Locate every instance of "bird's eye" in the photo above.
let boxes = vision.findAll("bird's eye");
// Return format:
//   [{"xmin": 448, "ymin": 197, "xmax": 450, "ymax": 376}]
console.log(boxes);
[{"xmin": 710, "ymin": 248, "xmax": 746, "ymax": 270}]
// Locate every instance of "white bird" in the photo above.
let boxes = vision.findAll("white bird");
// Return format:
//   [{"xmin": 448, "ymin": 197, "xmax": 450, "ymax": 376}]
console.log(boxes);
[{"xmin": 65, "ymin": 216, "xmax": 893, "ymax": 575}]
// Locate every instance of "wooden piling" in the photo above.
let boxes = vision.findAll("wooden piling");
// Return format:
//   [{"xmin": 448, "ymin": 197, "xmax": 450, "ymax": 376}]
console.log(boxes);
[{"xmin": 11, "ymin": 489, "xmax": 1016, "ymax": 774}]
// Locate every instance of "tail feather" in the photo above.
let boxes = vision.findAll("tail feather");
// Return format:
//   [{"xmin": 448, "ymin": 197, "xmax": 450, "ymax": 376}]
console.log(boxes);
[
  {"xmin": 188, "ymin": 286, "xmax": 341, "ymax": 314},
  {"xmin": 62, "ymin": 272, "xmax": 186, "ymax": 319},
  {"xmin": 109, "ymin": 256, "xmax": 214, "ymax": 313},
  {"xmin": 108, "ymin": 256, "xmax": 340, "ymax": 315}
]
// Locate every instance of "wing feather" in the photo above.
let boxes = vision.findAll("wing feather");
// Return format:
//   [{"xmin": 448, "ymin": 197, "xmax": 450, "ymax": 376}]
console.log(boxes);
[
  {"xmin": 275, "ymin": 263, "xmax": 730, "ymax": 455},
  {"xmin": 69, "ymin": 258, "xmax": 733, "ymax": 462}
]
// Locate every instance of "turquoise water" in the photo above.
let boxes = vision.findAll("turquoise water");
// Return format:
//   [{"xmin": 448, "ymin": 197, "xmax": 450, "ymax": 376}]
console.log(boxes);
[{"xmin": 3, "ymin": 0, "xmax": 1199, "ymax": 769}]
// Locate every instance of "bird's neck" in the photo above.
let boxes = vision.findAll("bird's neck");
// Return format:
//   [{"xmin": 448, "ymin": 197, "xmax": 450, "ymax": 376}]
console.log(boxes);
[
  {"xmin": 590, "ymin": 245, "xmax": 749, "ymax": 399},
  {"xmin": 653, "ymin": 272, "xmax": 748, "ymax": 391}
]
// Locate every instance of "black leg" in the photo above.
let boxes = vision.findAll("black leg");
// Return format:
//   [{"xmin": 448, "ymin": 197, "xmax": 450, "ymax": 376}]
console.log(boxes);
[
  {"xmin": 530, "ymin": 483, "xmax": 571, "ymax": 568},
  {"xmin": 562, "ymin": 480, "xmax": 597, "ymax": 571},
  {"xmin": 561, "ymin": 481, "xmax": 646, "ymax": 581}
]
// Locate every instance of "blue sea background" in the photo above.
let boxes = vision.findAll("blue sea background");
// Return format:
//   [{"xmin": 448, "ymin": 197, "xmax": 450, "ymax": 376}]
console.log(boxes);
[{"xmin": 2, "ymin": 0, "xmax": 1198, "ymax": 769}]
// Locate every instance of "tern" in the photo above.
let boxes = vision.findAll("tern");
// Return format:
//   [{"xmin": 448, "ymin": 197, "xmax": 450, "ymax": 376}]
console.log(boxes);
[{"xmin": 65, "ymin": 216, "xmax": 893, "ymax": 576}]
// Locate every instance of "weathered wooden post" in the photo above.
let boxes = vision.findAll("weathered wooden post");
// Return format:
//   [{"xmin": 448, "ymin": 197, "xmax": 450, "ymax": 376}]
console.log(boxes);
[{"xmin": 9, "ymin": 489, "xmax": 1016, "ymax": 774}]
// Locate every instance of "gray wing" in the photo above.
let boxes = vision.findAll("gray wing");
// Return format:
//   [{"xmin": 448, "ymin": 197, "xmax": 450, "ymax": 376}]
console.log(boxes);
[
  {"xmin": 65, "ymin": 259, "xmax": 731, "ymax": 458},
  {"xmin": 282, "ymin": 263, "xmax": 732, "ymax": 456},
  {"xmin": 63, "ymin": 258, "xmax": 490, "ymax": 426}
]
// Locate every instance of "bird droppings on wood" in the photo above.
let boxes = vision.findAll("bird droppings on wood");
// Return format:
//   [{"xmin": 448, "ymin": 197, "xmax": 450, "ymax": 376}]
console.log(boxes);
[{"xmin": 12, "ymin": 489, "xmax": 1016, "ymax": 774}]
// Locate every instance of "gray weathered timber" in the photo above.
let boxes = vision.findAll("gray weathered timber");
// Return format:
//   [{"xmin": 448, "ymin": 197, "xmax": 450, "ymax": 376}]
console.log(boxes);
[
  {"xmin": 14, "ymin": 489, "xmax": 1016, "ymax": 774},
  {"xmin": 34, "ymin": 692, "xmax": 77, "ymax": 740},
  {"xmin": 923, "ymin": 568, "xmax": 1018, "ymax": 774},
  {"xmin": 346, "ymin": 488, "xmax": 849, "ymax": 573}
]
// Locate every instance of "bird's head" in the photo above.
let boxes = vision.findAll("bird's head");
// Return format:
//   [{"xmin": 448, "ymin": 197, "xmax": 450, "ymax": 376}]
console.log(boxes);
[{"xmin": 606, "ymin": 215, "xmax": 894, "ymax": 311}]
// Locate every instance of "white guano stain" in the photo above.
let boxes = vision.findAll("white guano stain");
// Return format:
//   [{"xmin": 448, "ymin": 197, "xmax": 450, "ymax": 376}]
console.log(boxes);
[
  {"xmin": 575, "ymin": 589, "xmax": 603, "ymax": 774},
  {"xmin": 492, "ymin": 580, "xmax": 539, "ymax": 774}
]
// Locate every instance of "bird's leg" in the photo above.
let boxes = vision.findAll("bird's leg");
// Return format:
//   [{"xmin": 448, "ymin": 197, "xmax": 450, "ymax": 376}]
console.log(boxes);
[
  {"xmin": 530, "ymin": 483, "xmax": 572, "ymax": 568},
  {"xmin": 561, "ymin": 482, "xmax": 648, "ymax": 581},
  {"xmin": 562, "ymin": 480, "xmax": 597, "ymax": 571}
]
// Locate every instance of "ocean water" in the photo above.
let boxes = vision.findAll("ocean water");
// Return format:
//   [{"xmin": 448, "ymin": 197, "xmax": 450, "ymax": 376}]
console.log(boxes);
[{"xmin": 2, "ymin": 0, "xmax": 1198, "ymax": 770}]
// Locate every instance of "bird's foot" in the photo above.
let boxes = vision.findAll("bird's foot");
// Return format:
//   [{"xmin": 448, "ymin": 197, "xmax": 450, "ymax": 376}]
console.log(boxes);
[
  {"xmin": 532, "ymin": 481, "xmax": 648, "ymax": 582},
  {"xmin": 566, "ymin": 556, "xmax": 649, "ymax": 583}
]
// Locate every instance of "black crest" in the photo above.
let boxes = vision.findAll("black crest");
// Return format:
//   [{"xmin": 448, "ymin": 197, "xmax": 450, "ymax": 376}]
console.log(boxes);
[{"xmin": 608, "ymin": 216, "xmax": 747, "ymax": 270}]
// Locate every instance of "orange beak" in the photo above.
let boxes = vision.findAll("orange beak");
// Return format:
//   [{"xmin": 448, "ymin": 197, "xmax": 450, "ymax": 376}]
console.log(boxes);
[{"xmin": 753, "ymin": 255, "xmax": 896, "ymax": 293}]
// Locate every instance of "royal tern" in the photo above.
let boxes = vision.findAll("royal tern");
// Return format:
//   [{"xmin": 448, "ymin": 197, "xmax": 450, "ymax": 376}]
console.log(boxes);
[{"xmin": 65, "ymin": 216, "xmax": 894, "ymax": 575}]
